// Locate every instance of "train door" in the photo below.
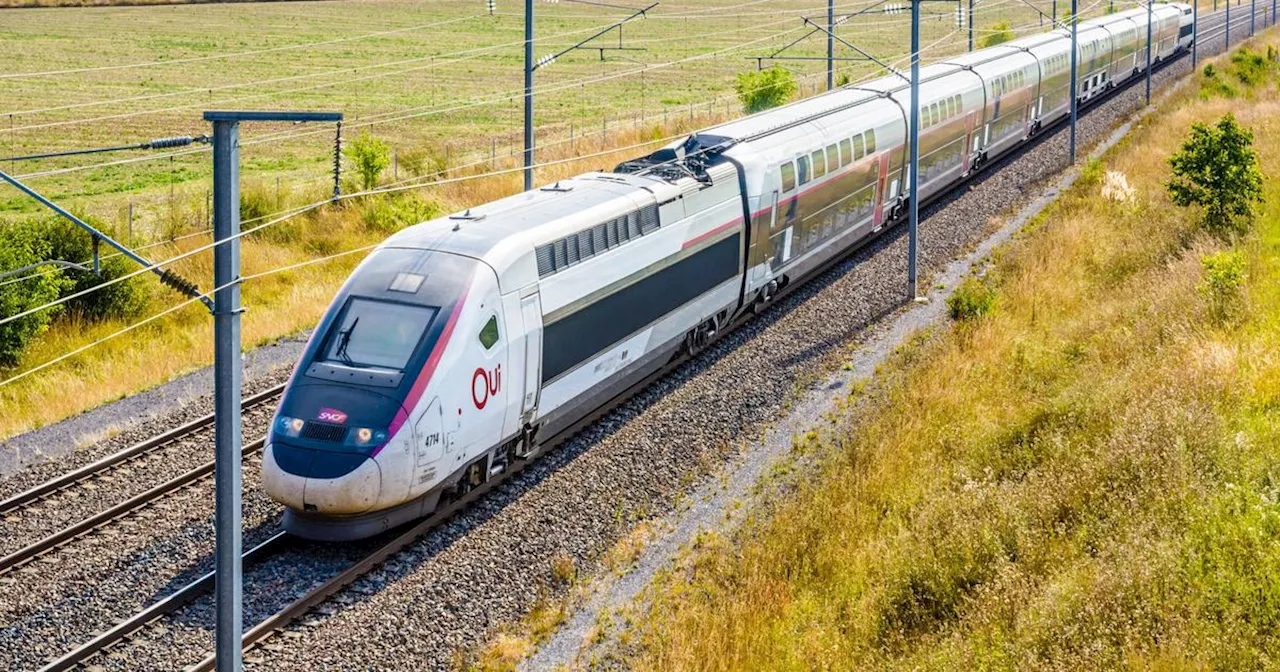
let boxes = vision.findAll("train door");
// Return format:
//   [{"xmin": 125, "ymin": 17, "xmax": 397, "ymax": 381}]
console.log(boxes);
[
  {"xmin": 518, "ymin": 290, "xmax": 542, "ymax": 424},
  {"xmin": 963, "ymin": 111, "xmax": 976, "ymax": 173},
  {"xmin": 873, "ymin": 153, "xmax": 890, "ymax": 229}
]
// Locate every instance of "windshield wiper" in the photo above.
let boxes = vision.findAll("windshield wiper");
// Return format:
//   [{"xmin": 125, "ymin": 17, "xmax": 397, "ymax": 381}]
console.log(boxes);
[{"xmin": 334, "ymin": 317, "xmax": 358, "ymax": 366}]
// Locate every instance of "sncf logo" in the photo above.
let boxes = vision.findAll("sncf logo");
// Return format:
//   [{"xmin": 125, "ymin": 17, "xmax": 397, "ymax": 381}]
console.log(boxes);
[
  {"xmin": 317, "ymin": 407, "xmax": 348, "ymax": 424},
  {"xmin": 471, "ymin": 365, "xmax": 501, "ymax": 410}
]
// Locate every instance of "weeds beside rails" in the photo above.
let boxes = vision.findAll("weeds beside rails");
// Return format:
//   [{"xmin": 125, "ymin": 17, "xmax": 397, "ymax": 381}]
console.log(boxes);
[{"xmin": 629, "ymin": 36, "xmax": 1280, "ymax": 671}]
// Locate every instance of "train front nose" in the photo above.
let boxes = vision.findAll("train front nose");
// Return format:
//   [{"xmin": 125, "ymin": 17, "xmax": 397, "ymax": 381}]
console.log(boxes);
[{"xmin": 263, "ymin": 440, "xmax": 383, "ymax": 515}]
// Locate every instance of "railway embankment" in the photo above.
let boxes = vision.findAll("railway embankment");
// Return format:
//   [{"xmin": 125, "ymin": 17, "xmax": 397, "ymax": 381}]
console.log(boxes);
[{"xmin": 601, "ymin": 35, "xmax": 1280, "ymax": 670}]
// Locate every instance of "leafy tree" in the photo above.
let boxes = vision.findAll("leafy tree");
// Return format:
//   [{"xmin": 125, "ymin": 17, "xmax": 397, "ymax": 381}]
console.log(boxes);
[
  {"xmin": 0, "ymin": 225, "xmax": 67, "ymax": 366},
  {"xmin": 29, "ymin": 216, "xmax": 146, "ymax": 321},
  {"xmin": 735, "ymin": 68, "xmax": 798, "ymax": 114},
  {"xmin": 348, "ymin": 131, "xmax": 392, "ymax": 192},
  {"xmin": 980, "ymin": 21, "xmax": 1014, "ymax": 48},
  {"xmin": 1167, "ymin": 113, "xmax": 1263, "ymax": 237}
]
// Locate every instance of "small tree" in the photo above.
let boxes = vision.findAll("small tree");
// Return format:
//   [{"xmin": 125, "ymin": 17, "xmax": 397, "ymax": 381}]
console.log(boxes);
[
  {"xmin": 1167, "ymin": 113, "xmax": 1263, "ymax": 237},
  {"xmin": 0, "ymin": 225, "xmax": 66, "ymax": 366},
  {"xmin": 980, "ymin": 21, "xmax": 1014, "ymax": 48},
  {"xmin": 735, "ymin": 68, "xmax": 797, "ymax": 114},
  {"xmin": 1198, "ymin": 250, "xmax": 1247, "ymax": 325},
  {"xmin": 348, "ymin": 131, "xmax": 391, "ymax": 192}
]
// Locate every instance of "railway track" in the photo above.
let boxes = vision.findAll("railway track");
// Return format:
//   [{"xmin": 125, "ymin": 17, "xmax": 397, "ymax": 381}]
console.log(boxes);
[
  {"xmin": 0, "ymin": 383, "xmax": 285, "ymax": 575},
  {"xmin": 12, "ymin": 8, "xmax": 1267, "ymax": 670}
]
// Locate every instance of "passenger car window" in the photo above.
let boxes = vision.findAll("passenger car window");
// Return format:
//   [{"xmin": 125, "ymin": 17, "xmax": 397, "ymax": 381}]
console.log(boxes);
[
  {"xmin": 826, "ymin": 144, "xmax": 839, "ymax": 169},
  {"xmin": 810, "ymin": 150, "xmax": 826, "ymax": 178},
  {"xmin": 780, "ymin": 162, "xmax": 796, "ymax": 191},
  {"xmin": 852, "ymin": 134, "xmax": 865, "ymax": 160},
  {"xmin": 797, "ymin": 155, "xmax": 811, "ymax": 185},
  {"xmin": 479, "ymin": 315, "xmax": 500, "ymax": 350},
  {"xmin": 839, "ymin": 139, "xmax": 852, "ymax": 165},
  {"xmin": 864, "ymin": 130, "xmax": 876, "ymax": 154}
]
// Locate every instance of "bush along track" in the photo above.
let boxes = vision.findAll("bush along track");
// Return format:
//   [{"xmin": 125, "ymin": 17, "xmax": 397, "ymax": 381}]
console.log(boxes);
[{"xmin": 623, "ymin": 37, "xmax": 1280, "ymax": 671}]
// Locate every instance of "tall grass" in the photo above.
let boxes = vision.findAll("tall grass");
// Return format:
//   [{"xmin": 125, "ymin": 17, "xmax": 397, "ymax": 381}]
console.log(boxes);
[{"xmin": 630, "ymin": 38, "xmax": 1280, "ymax": 670}]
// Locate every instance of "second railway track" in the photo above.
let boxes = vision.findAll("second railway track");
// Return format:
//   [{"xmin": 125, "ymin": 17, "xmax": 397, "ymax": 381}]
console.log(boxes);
[{"xmin": 0, "ymin": 384, "xmax": 285, "ymax": 572}]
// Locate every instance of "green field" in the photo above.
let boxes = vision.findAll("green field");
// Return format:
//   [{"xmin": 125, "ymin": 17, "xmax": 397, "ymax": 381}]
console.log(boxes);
[{"xmin": 2, "ymin": 0, "xmax": 1075, "ymax": 241}]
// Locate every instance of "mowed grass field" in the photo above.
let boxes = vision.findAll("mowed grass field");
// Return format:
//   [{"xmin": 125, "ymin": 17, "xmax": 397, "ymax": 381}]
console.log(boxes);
[{"xmin": 0, "ymin": 0, "xmax": 1139, "ymax": 440}]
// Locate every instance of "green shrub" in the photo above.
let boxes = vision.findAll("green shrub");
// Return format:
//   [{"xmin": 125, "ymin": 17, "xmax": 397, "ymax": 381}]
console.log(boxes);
[
  {"xmin": 27, "ymin": 216, "xmax": 146, "ymax": 322},
  {"xmin": 1167, "ymin": 114, "xmax": 1263, "ymax": 238},
  {"xmin": 347, "ymin": 131, "xmax": 391, "ymax": 192},
  {"xmin": 735, "ymin": 68, "xmax": 797, "ymax": 114},
  {"xmin": 979, "ymin": 21, "xmax": 1013, "ymax": 48},
  {"xmin": 359, "ymin": 193, "xmax": 444, "ymax": 235},
  {"xmin": 947, "ymin": 277, "xmax": 997, "ymax": 322},
  {"xmin": 1229, "ymin": 47, "xmax": 1274, "ymax": 87},
  {"xmin": 1199, "ymin": 250, "xmax": 1247, "ymax": 325},
  {"xmin": 0, "ymin": 224, "xmax": 66, "ymax": 366}
]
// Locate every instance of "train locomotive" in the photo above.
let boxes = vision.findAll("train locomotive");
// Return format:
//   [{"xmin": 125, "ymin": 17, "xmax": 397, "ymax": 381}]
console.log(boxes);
[{"xmin": 264, "ymin": 4, "xmax": 1195, "ymax": 540}]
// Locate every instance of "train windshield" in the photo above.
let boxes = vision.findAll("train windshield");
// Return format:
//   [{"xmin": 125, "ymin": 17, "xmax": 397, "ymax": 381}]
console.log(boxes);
[{"xmin": 320, "ymin": 298, "xmax": 438, "ymax": 372}]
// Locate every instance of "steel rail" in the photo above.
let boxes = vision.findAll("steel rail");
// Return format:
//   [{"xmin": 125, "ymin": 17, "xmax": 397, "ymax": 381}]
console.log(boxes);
[
  {"xmin": 0, "ymin": 437, "xmax": 266, "ymax": 575},
  {"xmin": 0, "ymin": 382, "xmax": 285, "ymax": 515},
  {"xmin": 36, "ymin": 532, "xmax": 292, "ymax": 672}
]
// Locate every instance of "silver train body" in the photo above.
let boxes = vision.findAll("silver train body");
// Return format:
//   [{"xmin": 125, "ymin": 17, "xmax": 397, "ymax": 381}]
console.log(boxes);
[{"xmin": 264, "ymin": 5, "xmax": 1194, "ymax": 540}]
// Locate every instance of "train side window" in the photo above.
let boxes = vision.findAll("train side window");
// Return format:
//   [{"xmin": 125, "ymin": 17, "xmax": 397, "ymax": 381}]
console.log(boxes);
[
  {"xmin": 478, "ymin": 315, "xmax": 500, "ymax": 350},
  {"xmin": 839, "ymin": 138, "xmax": 852, "ymax": 165},
  {"xmin": 826, "ymin": 144, "xmax": 839, "ymax": 170},
  {"xmin": 946, "ymin": 97, "xmax": 954, "ymax": 118},
  {"xmin": 780, "ymin": 162, "xmax": 796, "ymax": 192},
  {"xmin": 864, "ymin": 130, "xmax": 876, "ymax": 154},
  {"xmin": 810, "ymin": 150, "xmax": 826, "ymax": 178},
  {"xmin": 852, "ymin": 134, "xmax": 865, "ymax": 160},
  {"xmin": 797, "ymin": 155, "xmax": 810, "ymax": 185}
]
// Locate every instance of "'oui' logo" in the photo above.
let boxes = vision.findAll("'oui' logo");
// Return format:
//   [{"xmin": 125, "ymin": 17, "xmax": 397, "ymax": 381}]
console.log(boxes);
[{"xmin": 471, "ymin": 365, "xmax": 501, "ymax": 410}]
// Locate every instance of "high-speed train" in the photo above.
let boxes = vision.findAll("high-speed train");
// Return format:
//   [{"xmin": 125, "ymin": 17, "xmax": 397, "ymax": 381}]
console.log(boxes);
[{"xmin": 264, "ymin": 4, "xmax": 1195, "ymax": 540}]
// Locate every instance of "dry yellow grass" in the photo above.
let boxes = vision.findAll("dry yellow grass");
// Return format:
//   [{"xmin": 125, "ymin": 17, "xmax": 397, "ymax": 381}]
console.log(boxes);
[{"xmin": 627, "ymin": 34, "xmax": 1280, "ymax": 671}]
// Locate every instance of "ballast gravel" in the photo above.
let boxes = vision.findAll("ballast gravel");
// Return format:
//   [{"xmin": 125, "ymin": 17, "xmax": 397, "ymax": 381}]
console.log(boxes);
[{"xmin": 0, "ymin": 11, "xmax": 1253, "ymax": 671}]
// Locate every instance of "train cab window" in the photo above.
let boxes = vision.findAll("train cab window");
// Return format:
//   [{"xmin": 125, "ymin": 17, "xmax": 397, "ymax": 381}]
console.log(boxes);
[
  {"xmin": 852, "ymin": 134, "xmax": 865, "ymax": 160},
  {"xmin": 810, "ymin": 150, "xmax": 826, "ymax": 178},
  {"xmin": 321, "ymin": 298, "xmax": 437, "ymax": 372},
  {"xmin": 797, "ymin": 155, "xmax": 811, "ymax": 185},
  {"xmin": 826, "ymin": 144, "xmax": 839, "ymax": 170},
  {"xmin": 864, "ymin": 130, "xmax": 876, "ymax": 154},
  {"xmin": 478, "ymin": 315, "xmax": 500, "ymax": 350},
  {"xmin": 839, "ymin": 138, "xmax": 852, "ymax": 165},
  {"xmin": 780, "ymin": 162, "xmax": 796, "ymax": 191}
]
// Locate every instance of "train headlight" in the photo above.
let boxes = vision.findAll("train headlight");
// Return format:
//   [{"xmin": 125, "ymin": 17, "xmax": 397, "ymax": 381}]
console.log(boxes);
[
  {"xmin": 276, "ymin": 416, "xmax": 304, "ymax": 438},
  {"xmin": 346, "ymin": 427, "xmax": 388, "ymax": 448}
]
